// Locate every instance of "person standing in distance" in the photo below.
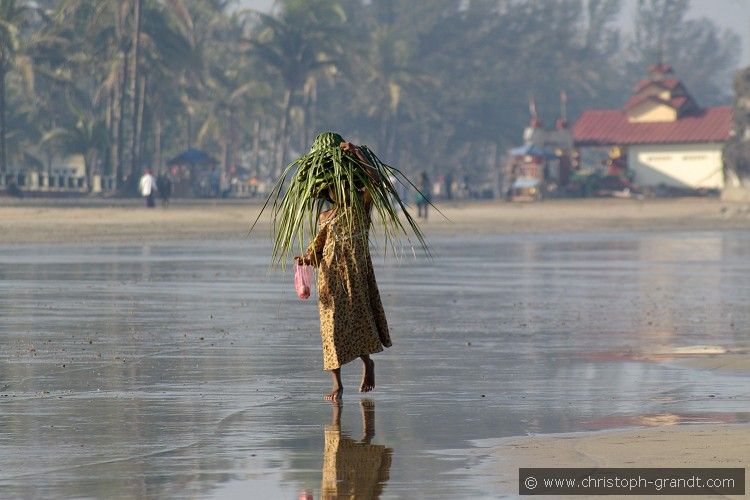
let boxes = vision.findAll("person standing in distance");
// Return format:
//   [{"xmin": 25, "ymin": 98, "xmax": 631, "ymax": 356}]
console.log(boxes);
[{"xmin": 139, "ymin": 168, "xmax": 158, "ymax": 208}]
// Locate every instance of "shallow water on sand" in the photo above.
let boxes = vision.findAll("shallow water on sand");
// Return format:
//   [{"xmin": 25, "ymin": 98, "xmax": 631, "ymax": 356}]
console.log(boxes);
[{"xmin": 1, "ymin": 230, "xmax": 749, "ymax": 498}]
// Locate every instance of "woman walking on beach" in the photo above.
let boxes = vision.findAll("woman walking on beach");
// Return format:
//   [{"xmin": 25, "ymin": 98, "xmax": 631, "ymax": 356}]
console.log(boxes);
[
  {"xmin": 254, "ymin": 131, "xmax": 428, "ymax": 402},
  {"xmin": 296, "ymin": 141, "xmax": 392, "ymax": 402}
]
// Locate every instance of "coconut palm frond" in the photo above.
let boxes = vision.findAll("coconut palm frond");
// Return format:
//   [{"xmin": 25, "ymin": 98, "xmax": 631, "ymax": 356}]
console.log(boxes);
[{"xmin": 251, "ymin": 132, "xmax": 432, "ymax": 268}]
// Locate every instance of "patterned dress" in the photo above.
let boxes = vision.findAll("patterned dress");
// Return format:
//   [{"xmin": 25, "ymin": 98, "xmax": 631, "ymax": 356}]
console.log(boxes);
[{"xmin": 307, "ymin": 206, "xmax": 392, "ymax": 371}]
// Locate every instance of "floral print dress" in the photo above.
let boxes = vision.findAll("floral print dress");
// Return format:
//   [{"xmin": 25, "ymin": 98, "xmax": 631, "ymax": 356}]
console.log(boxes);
[{"xmin": 307, "ymin": 206, "xmax": 392, "ymax": 370}]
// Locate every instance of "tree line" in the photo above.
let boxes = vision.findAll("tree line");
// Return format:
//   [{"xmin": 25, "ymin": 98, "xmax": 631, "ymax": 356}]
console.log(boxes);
[{"xmin": 0, "ymin": 0, "xmax": 741, "ymax": 193}]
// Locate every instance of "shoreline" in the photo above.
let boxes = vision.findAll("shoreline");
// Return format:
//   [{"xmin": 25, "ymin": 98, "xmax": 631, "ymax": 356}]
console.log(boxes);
[
  {"xmin": 1, "ymin": 197, "xmax": 749, "ymax": 244},
  {"xmin": 473, "ymin": 423, "xmax": 750, "ymax": 496},
  {"xmin": 471, "ymin": 341, "xmax": 750, "ymax": 495},
  {"xmin": 3, "ymin": 197, "xmax": 748, "ymax": 496}
]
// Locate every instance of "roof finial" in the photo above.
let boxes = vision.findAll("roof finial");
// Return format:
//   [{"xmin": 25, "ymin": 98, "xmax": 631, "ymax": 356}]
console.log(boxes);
[
  {"xmin": 560, "ymin": 90, "xmax": 567, "ymax": 121},
  {"xmin": 528, "ymin": 94, "xmax": 542, "ymax": 127},
  {"xmin": 648, "ymin": 29, "xmax": 673, "ymax": 80},
  {"xmin": 648, "ymin": 55, "xmax": 673, "ymax": 81},
  {"xmin": 556, "ymin": 90, "xmax": 568, "ymax": 129}
]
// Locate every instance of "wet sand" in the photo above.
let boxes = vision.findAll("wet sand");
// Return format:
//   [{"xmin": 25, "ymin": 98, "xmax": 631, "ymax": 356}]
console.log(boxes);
[
  {"xmin": 1, "ymin": 197, "xmax": 750, "ymax": 243},
  {"xmin": 1, "ymin": 199, "xmax": 749, "ymax": 497},
  {"xmin": 475, "ymin": 424, "xmax": 749, "ymax": 496},
  {"xmin": 679, "ymin": 353, "xmax": 750, "ymax": 373}
]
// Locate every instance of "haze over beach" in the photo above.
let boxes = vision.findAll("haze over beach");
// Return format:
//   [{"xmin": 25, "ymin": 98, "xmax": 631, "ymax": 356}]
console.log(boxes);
[
  {"xmin": 1, "ymin": 0, "xmax": 750, "ymax": 498},
  {"xmin": 623, "ymin": 0, "xmax": 749, "ymax": 65},
  {"xmin": 2, "ymin": 197, "xmax": 750, "ymax": 244},
  {"xmin": 241, "ymin": 0, "xmax": 750, "ymax": 65}
]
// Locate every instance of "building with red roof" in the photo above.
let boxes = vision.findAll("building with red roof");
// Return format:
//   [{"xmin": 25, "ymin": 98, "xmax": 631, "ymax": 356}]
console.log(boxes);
[{"xmin": 572, "ymin": 64, "xmax": 731, "ymax": 189}]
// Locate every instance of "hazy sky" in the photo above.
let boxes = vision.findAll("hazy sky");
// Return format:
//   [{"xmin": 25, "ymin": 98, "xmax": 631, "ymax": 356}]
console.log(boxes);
[
  {"xmin": 622, "ymin": 0, "xmax": 750, "ymax": 66},
  {"xmin": 238, "ymin": 0, "xmax": 750, "ymax": 66}
]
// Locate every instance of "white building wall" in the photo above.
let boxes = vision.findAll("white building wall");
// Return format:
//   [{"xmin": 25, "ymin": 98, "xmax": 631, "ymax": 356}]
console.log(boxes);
[
  {"xmin": 50, "ymin": 154, "xmax": 86, "ymax": 177},
  {"xmin": 627, "ymin": 143, "xmax": 724, "ymax": 189}
]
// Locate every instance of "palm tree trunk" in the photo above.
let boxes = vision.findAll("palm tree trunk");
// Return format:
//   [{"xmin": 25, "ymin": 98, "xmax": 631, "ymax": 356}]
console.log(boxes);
[
  {"xmin": 309, "ymin": 84, "xmax": 318, "ymax": 145},
  {"xmin": 221, "ymin": 138, "xmax": 229, "ymax": 191},
  {"xmin": 114, "ymin": 4, "xmax": 126, "ymax": 189},
  {"xmin": 186, "ymin": 110, "xmax": 192, "ymax": 149},
  {"xmin": 134, "ymin": 73, "xmax": 146, "ymax": 171},
  {"xmin": 84, "ymin": 153, "xmax": 92, "ymax": 193},
  {"xmin": 117, "ymin": 54, "xmax": 128, "ymax": 187},
  {"xmin": 94, "ymin": 149, "xmax": 99, "ymax": 189},
  {"xmin": 104, "ymin": 88, "xmax": 113, "ymax": 176},
  {"xmin": 276, "ymin": 88, "xmax": 292, "ymax": 175},
  {"xmin": 251, "ymin": 119, "xmax": 260, "ymax": 178},
  {"xmin": 129, "ymin": 0, "xmax": 143, "ymax": 179},
  {"xmin": 386, "ymin": 110, "xmax": 398, "ymax": 161},
  {"xmin": 154, "ymin": 112, "xmax": 162, "ymax": 173},
  {"xmin": 301, "ymin": 89, "xmax": 311, "ymax": 151},
  {"xmin": 110, "ymin": 86, "xmax": 119, "ymax": 179},
  {"xmin": 379, "ymin": 112, "xmax": 388, "ymax": 154},
  {"xmin": 0, "ymin": 62, "xmax": 7, "ymax": 181},
  {"xmin": 228, "ymin": 111, "xmax": 237, "ymax": 175},
  {"xmin": 90, "ymin": 149, "xmax": 100, "ymax": 193},
  {"xmin": 45, "ymin": 152, "xmax": 52, "ymax": 189}
]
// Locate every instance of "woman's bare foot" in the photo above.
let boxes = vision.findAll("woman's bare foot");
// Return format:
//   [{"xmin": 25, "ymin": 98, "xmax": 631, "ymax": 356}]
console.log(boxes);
[
  {"xmin": 324, "ymin": 387, "xmax": 343, "ymax": 402},
  {"xmin": 360, "ymin": 358, "xmax": 375, "ymax": 393},
  {"xmin": 325, "ymin": 368, "xmax": 343, "ymax": 402}
]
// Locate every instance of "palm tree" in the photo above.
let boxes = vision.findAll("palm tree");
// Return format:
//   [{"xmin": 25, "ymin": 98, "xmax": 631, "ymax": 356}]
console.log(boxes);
[
  {"xmin": 35, "ymin": 0, "xmax": 127, "ymax": 189},
  {"xmin": 41, "ymin": 104, "xmax": 108, "ymax": 192},
  {"xmin": 193, "ymin": 7, "xmax": 276, "ymax": 180},
  {"xmin": 5, "ymin": 88, "xmax": 40, "ymax": 166},
  {"xmin": 243, "ymin": 0, "xmax": 346, "ymax": 171},
  {"xmin": 0, "ymin": 0, "xmax": 35, "ymax": 179},
  {"xmin": 122, "ymin": 0, "xmax": 213, "ymax": 181},
  {"xmin": 140, "ymin": 0, "xmax": 200, "ymax": 172},
  {"xmin": 127, "ymin": 0, "xmax": 142, "ymax": 180},
  {"xmin": 50, "ymin": 0, "xmax": 200, "ymax": 191},
  {"xmin": 356, "ymin": 24, "xmax": 437, "ymax": 161}
]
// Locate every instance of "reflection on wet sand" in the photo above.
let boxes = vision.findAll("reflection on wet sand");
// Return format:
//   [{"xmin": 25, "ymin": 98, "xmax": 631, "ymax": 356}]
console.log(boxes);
[
  {"xmin": 318, "ymin": 401, "xmax": 392, "ymax": 500},
  {"xmin": 582, "ymin": 411, "xmax": 750, "ymax": 430},
  {"xmin": 2, "ymin": 231, "xmax": 749, "ymax": 498}
]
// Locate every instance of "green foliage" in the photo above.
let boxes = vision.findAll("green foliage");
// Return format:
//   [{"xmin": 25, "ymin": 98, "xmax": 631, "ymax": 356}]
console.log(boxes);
[
  {"xmin": 0, "ymin": 0, "xmax": 744, "ymax": 193},
  {"xmin": 254, "ymin": 132, "xmax": 430, "ymax": 267}
]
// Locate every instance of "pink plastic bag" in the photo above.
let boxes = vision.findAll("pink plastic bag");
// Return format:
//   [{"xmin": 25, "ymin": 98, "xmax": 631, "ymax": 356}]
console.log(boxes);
[{"xmin": 294, "ymin": 264, "xmax": 314, "ymax": 300}]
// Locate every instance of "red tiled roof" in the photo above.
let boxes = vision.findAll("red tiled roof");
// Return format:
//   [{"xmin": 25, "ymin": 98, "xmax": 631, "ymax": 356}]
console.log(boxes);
[
  {"xmin": 623, "ymin": 93, "xmax": 689, "ymax": 111},
  {"xmin": 648, "ymin": 63, "xmax": 673, "ymax": 74},
  {"xmin": 633, "ymin": 78, "xmax": 680, "ymax": 94},
  {"xmin": 572, "ymin": 106, "xmax": 732, "ymax": 146}
]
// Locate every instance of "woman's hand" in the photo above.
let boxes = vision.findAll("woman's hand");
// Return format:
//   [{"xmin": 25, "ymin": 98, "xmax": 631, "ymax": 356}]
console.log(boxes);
[
  {"xmin": 339, "ymin": 141, "xmax": 357, "ymax": 155},
  {"xmin": 340, "ymin": 141, "xmax": 368, "ymax": 164},
  {"xmin": 294, "ymin": 255, "xmax": 312, "ymax": 266},
  {"xmin": 340, "ymin": 140, "xmax": 377, "ymax": 180}
]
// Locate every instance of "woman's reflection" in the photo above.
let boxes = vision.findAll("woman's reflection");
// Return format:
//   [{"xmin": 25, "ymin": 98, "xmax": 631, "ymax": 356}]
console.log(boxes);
[{"xmin": 320, "ymin": 400, "xmax": 392, "ymax": 499}]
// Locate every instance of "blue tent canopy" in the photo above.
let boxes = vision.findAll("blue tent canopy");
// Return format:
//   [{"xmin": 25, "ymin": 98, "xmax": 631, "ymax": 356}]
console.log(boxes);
[
  {"xmin": 509, "ymin": 144, "xmax": 555, "ymax": 159},
  {"xmin": 167, "ymin": 149, "xmax": 219, "ymax": 166},
  {"xmin": 512, "ymin": 178, "xmax": 540, "ymax": 189}
]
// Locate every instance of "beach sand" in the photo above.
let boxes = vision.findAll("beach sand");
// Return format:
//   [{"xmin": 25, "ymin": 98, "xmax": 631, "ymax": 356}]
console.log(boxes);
[
  {"xmin": 476, "ymin": 424, "xmax": 749, "ymax": 496},
  {"xmin": 472, "ymin": 337, "xmax": 750, "ymax": 496},
  {"xmin": 1, "ymin": 197, "xmax": 750, "ymax": 244},
  {"xmin": 2, "ymin": 196, "xmax": 748, "ymax": 496},
  {"xmin": 679, "ymin": 354, "xmax": 750, "ymax": 373}
]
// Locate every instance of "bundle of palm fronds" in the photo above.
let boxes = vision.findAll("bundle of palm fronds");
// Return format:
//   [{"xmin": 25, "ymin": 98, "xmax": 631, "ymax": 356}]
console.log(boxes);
[{"xmin": 251, "ymin": 131, "xmax": 430, "ymax": 266}]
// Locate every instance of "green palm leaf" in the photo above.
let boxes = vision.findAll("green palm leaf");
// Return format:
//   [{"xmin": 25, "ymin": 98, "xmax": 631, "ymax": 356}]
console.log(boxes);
[{"xmin": 250, "ymin": 131, "xmax": 433, "ymax": 267}]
